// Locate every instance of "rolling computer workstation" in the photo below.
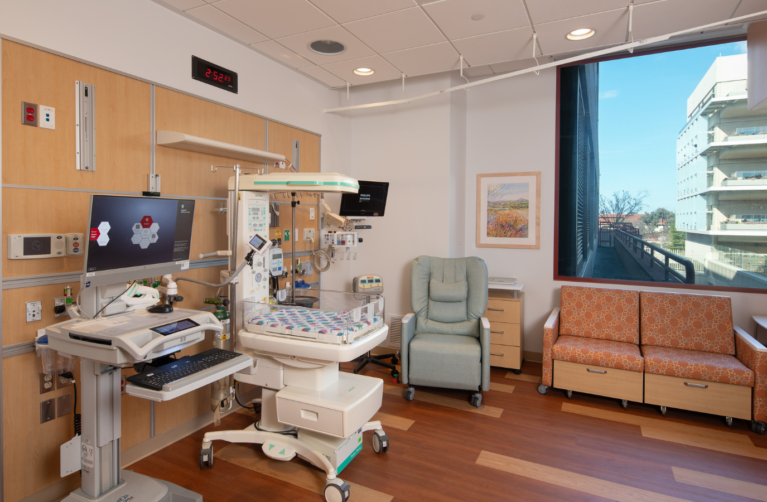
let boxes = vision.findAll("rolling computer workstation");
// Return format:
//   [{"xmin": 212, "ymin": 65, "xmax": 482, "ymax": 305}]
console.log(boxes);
[{"xmin": 40, "ymin": 170, "xmax": 391, "ymax": 502}]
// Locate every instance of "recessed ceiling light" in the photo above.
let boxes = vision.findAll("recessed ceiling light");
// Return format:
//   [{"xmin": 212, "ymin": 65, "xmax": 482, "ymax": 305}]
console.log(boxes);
[
  {"xmin": 566, "ymin": 28, "xmax": 596, "ymax": 41},
  {"xmin": 471, "ymin": 13, "xmax": 485, "ymax": 21},
  {"xmin": 354, "ymin": 67, "xmax": 375, "ymax": 76},
  {"xmin": 309, "ymin": 40, "xmax": 346, "ymax": 55}
]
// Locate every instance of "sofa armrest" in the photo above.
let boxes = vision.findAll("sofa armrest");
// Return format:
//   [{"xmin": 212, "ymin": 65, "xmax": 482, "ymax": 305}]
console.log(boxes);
[
  {"xmin": 480, "ymin": 317, "xmax": 491, "ymax": 392},
  {"xmin": 735, "ymin": 326, "xmax": 767, "ymax": 423},
  {"xmin": 400, "ymin": 314, "xmax": 416, "ymax": 385},
  {"xmin": 542, "ymin": 307, "xmax": 561, "ymax": 387}
]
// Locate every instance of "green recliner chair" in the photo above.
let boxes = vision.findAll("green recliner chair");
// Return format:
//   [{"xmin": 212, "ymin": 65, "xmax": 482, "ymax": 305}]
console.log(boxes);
[{"xmin": 400, "ymin": 256, "xmax": 490, "ymax": 407}]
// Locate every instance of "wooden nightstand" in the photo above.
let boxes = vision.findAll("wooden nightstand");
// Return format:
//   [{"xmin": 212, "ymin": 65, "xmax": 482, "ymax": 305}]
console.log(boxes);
[{"xmin": 484, "ymin": 285, "xmax": 524, "ymax": 373}]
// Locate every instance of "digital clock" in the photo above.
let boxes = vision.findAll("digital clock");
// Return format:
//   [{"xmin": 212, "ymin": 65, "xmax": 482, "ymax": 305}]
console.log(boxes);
[{"xmin": 192, "ymin": 56, "xmax": 238, "ymax": 94}]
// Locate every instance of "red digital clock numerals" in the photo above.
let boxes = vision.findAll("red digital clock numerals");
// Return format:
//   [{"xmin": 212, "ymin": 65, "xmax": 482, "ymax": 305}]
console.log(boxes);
[{"xmin": 205, "ymin": 68, "xmax": 231, "ymax": 84}]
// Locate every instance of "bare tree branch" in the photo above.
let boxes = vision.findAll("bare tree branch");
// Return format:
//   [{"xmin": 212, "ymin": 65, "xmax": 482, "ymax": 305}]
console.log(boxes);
[{"xmin": 599, "ymin": 190, "xmax": 649, "ymax": 228}]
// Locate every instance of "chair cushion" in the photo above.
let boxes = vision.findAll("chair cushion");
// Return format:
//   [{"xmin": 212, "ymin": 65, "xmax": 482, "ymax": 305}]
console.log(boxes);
[
  {"xmin": 640, "ymin": 291, "xmax": 735, "ymax": 355},
  {"xmin": 408, "ymin": 333, "xmax": 481, "ymax": 391},
  {"xmin": 560, "ymin": 286, "xmax": 640, "ymax": 344},
  {"xmin": 552, "ymin": 335, "xmax": 644, "ymax": 373},
  {"xmin": 642, "ymin": 345, "xmax": 753, "ymax": 387}
]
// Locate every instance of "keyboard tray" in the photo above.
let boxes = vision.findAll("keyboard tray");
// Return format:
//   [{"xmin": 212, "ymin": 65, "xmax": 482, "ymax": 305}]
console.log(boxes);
[{"xmin": 126, "ymin": 353, "xmax": 252, "ymax": 402}]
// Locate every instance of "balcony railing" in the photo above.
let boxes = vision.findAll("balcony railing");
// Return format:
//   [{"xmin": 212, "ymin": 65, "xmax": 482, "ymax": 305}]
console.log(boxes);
[
  {"xmin": 711, "ymin": 245, "xmax": 767, "ymax": 276},
  {"xmin": 721, "ymin": 179, "xmax": 767, "ymax": 186},
  {"xmin": 720, "ymin": 222, "xmax": 767, "ymax": 230},
  {"xmin": 615, "ymin": 230, "xmax": 696, "ymax": 283}
]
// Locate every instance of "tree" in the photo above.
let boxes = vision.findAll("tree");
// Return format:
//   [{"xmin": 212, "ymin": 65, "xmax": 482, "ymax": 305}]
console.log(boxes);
[
  {"xmin": 640, "ymin": 208, "xmax": 674, "ymax": 228},
  {"xmin": 599, "ymin": 190, "xmax": 649, "ymax": 228},
  {"xmin": 669, "ymin": 219, "xmax": 685, "ymax": 250}
]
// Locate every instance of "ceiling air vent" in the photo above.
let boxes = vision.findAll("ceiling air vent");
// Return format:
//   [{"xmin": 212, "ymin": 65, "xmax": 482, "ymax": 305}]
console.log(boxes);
[{"xmin": 309, "ymin": 40, "xmax": 345, "ymax": 55}]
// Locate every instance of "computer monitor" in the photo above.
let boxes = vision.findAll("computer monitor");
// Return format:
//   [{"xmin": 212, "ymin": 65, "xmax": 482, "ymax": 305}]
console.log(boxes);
[
  {"xmin": 84, "ymin": 195, "xmax": 196, "ymax": 287},
  {"xmin": 339, "ymin": 180, "xmax": 389, "ymax": 218}
]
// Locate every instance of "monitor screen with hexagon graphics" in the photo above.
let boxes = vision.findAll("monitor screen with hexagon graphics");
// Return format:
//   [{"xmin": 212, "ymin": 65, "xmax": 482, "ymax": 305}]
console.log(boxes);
[{"xmin": 84, "ymin": 196, "xmax": 195, "ymax": 278}]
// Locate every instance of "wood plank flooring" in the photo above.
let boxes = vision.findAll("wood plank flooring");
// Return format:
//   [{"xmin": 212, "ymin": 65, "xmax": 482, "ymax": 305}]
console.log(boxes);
[{"xmin": 127, "ymin": 361, "xmax": 767, "ymax": 502}]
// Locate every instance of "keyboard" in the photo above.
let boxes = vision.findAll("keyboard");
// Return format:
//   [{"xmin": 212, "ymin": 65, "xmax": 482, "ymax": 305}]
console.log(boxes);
[{"xmin": 127, "ymin": 348, "xmax": 244, "ymax": 392}]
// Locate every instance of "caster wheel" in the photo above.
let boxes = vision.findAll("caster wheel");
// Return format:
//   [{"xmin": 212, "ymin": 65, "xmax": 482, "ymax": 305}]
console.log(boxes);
[
  {"xmin": 391, "ymin": 356, "xmax": 399, "ymax": 365},
  {"xmin": 726, "ymin": 417, "xmax": 733, "ymax": 427},
  {"xmin": 405, "ymin": 387, "xmax": 415, "ymax": 401},
  {"xmin": 391, "ymin": 369, "xmax": 399, "ymax": 379},
  {"xmin": 471, "ymin": 393, "xmax": 482, "ymax": 408},
  {"xmin": 199, "ymin": 445, "xmax": 213, "ymax": 469},
  {"xmin": 621, "ymin": 400, "xmax": 628, "ymax": 410},
  {"xmin": 660, "ymin": 406, "xmax": 667, "ymax": 416},
  {"xmin": 537, "ymin": 384, "xmax": 548, "ymax": 395},
  {"xmin": 510, "ymin": 369, "xmax": 522, "ymax": 375},
  {"xmin": 566, "ymin": 390, "xmax": 573, "ymax": 399},
  {"xmin": 325, "ymin": 479, "xmax": 350, "ymax": 502},
  {"xmin": 752, "ymin": 420, "xmax": 766, "ymax": 434},
  {"xmin": 372, "ymin": 430, "xmax": 389, "ymax": 454}
]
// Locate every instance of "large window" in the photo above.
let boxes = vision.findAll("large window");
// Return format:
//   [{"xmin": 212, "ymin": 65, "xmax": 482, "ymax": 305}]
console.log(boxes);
[{"xmin": 555, "ymin": 39, "xmax": 767, "ymax": 292}]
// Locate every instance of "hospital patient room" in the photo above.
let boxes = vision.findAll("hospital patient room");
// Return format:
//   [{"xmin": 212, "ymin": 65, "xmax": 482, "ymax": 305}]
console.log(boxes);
[{"xmin": 5, "ymin": 1, "xmax": 767, "ymax": 501}]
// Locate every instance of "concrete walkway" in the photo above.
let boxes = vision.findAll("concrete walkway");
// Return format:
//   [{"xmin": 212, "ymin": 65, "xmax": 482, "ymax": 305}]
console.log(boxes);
[{"xmin": 592, "ymin": 246, "xmax": 633, "ymax": 280}]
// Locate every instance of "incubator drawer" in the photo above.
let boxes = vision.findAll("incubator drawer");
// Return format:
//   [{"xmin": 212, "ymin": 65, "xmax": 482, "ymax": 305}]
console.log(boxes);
[{"xmin": 277, "ymin": 400, "xmax": 344, "ymax": 437}]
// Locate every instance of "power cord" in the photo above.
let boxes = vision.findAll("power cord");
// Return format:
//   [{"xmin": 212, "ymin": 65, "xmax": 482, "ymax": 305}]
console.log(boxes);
[
  {"xmin": 61, "ymin": 372, "xmax": 81, "ymax": 436},
  {"xmin": 234, "ymin": 382, "xmax": 256, "ymax": 412}
]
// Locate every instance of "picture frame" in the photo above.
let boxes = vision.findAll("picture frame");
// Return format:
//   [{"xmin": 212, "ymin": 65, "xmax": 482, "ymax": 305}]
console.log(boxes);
[{"xmin": 477, "ymin": 171, "xmax": 541, "ymax": 249}]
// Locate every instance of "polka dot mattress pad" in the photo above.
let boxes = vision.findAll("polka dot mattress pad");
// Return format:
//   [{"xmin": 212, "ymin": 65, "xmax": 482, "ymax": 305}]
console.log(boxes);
[{"xmin": 247, "ymin": 307, "xmax": 382, "ymax": 341}]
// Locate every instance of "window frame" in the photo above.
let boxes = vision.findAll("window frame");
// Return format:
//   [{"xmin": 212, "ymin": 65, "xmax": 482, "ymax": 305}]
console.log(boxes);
[{"xmin": 551, "ymin": 35, "xmax": 767, "ymax": 294}]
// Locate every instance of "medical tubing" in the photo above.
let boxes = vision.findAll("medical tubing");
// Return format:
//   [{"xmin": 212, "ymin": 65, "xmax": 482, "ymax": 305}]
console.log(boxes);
[
  {"xmin": 176, "ymin": 258, "xmax": 250, "ymax": 288},
  {"xmin": 312, "ymin": 246, "xmax": 333, "ymax": 272}
]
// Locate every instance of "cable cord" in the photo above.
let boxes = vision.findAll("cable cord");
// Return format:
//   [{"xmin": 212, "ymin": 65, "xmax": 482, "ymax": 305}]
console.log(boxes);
[
  {"xmin": 255, "ymin": 420, "xmax": 297, "ymax": 437},
  {"xmin": 61, "ymin": 372, "xmax": 81, "ymax": 436},
  {"xmin": 234, "ymin": 382, "xmax": 255, "ymax": 411},
  {"xmin": 312, "ymin": 246, "xmax": 333, "ymax": 273}
]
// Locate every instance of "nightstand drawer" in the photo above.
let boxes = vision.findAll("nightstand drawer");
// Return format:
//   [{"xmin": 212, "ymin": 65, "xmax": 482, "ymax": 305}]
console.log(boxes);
[
  {"xmin": 490, "ymin": 344, "xmax": 521, "ymax": 369},
  {"xmin": 485, "ymin": 299, "xmax": 520, "ymax": 324},
  {"xmin": 489, "ymin": 322, "xmax": 520, "ymax": 346}
]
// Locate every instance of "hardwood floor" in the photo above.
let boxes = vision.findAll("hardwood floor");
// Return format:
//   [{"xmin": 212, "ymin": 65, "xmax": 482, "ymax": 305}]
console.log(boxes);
[{"xmin": 128, "ymin": 361, "xmax": 767, "ymax": 501}]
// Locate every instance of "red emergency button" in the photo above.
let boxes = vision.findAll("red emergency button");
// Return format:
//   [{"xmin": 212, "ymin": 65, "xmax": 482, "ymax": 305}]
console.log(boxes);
[{"xmin": 73, "ymin": 242, "xmax": 79, "ymax": 248}]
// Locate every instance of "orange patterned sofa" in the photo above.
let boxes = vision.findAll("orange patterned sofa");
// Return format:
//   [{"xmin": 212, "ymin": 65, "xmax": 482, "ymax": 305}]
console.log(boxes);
[
  {"xmin": 640, "ymin": 291, "xmax": 767, "ymax": 432},
  {"xmin": 538, "ymin": 286, "xmax": 643, "ymax": 408},
  {"xmin": 539, "ymin": 286, "xmax": 767, "ymax": 432}
]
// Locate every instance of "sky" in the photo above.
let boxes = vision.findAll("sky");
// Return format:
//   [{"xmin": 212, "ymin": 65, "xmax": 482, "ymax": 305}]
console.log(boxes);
[
  {"xmin": 488, "ymin": 182, "xmax": 529, "ymax": 203},
  {"xmin": 598, "ymin": 40, "xmax": 746, "ymax": 215}
]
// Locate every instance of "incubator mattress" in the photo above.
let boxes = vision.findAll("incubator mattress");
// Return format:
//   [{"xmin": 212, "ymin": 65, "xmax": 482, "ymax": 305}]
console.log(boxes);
[{"xmin": 246, "ymin": 308, "xmax": 383, "ymax": 344}]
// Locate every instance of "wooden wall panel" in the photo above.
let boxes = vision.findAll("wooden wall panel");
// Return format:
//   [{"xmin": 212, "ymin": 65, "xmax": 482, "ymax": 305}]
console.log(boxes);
[
  {"xmin": 3, "ymin": 282, "xmax": 81, "ymax": 346},
  {"xmin": 190, "ymin": 198, "xmax": 229, "ymax": 261},
  {"xmin": 267, "ymin": 122, "xmax": 320, "ymax": 173},
  {"xmin": 1, "ymin": 41, "xmax": 150, "ymax": 191}
]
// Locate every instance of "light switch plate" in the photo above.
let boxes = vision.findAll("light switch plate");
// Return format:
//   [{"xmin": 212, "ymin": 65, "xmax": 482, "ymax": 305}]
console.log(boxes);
[
  {"xmin": 39, "ymin": 105, "xmax": 55, "ymax": 130},
  {"xmin": 310, "ymin": 208, "xmax": 315, "ymax": 220},
  {"xmin": 41, "ymin": 398, "xmax": 56, "ymax": 424},
  {"xmin": 26, "ymin": 301, "xmax": 42, "ymax": 322},
  {"xmin": 57, "ymin": 393, "xmax": 72, "ymax": 418}
]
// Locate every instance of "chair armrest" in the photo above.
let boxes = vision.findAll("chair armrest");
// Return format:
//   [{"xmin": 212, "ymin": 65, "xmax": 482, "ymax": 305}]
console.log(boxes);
[
  {"xmin": 542, "ymin": 307, "xmax": 561, "ymax": 387},
  {"xmin": 480, "ymin": 317, "xmax": 491, "ymax": 392},
  {"xmin": 400, "ymin": 314, "xmax": 416, "ymax": 385},
  {"xmin": 735, "ymin": 326, "xmax": 767, "ymax": 422}
]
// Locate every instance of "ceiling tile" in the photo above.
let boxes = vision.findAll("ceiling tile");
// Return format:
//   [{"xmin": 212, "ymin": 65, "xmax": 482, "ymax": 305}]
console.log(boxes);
[
  {"xmin": 422, "ymin": 0, "xmax": 529, "ymax": 40},
  {"xmin": 276, "ymin": 26, "xmax": 374, "ymax": 65},
  {"xmin": 321, "ymin": 55, "xmax": 403, "ymax": 85},
  {"xmin": 525, "ymin": 0, "xmax": 630, "ymax": 25},
  {"xmin": 383, "ymin": 42, "xmax": 461, "ymax": 77},
  {"xmin": 251, "ymin": 41, "xmax": 314, "ymax": 69},
  {"xmin": 214, "ymin": 0, "xmax": 336, "ymax": 39},
  {"xmin": 734, "ymin": 0, "xmax": 767, "ymax": 18},
  {"xmin": 464, "ymin": 65, "xmax": 494, "ymax": 77},
  {"xmin": 535, "ymin": 8, "xmax": 627, "ymax": 56},
  {"xmin": 308, "ymin": 0, "xmax": 417, "ymax": 24},
  {"xmin": 300, "ymin": 66, "xmax": 347, "ymax": 87},
  {"xmin": 344, "ymin": 7, "xmax": 445, "ymax": 53},
  {"xmin": 187, "ymin": 5, "xmax": 269, "ymax": 44},
  {"xmin": 452, "ymin": 27, "xmax": 533, "ymax": 67},
  {"xmin": 632, "ymin": 0, "xmax": 740, "ymax": 39},
  {"xmin": 161, "ymin": 0, "xmax": 206, "ymax": 10},
  {"xmin": 490, "ymin": 57, "xmax": 539, "ymax": 74}
]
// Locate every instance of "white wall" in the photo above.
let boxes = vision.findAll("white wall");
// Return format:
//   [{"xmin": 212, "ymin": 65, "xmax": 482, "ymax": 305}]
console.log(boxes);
[{"xmin": 0, "ymin": 0, "xmax": 350, "ymax": 174}]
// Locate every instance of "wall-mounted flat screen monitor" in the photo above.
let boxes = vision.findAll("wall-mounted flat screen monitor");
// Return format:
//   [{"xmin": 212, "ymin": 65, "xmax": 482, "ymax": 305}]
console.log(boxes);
[{"xmin": 339, "ymin": 181, "xmax": 389, "ymax": 218}]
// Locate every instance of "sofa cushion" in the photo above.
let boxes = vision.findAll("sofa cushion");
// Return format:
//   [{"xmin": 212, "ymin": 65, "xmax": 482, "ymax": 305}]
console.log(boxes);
[
  {"xmin": 642, "ymin": 345, "xmax": 753, "ymax": 387},
  {"xmin": 408, "ymin": 333, "xmax": 481, "ymax": 391},
  {"xmin": 552, "ymin": 335, "xmax": 644, "ymax": 373},
  {"xmin": 640, "ymin": 291, "xmax": 735, "ymax": 355},
  {"xmin": 560, "ymin": 286, "xmax": 640, "ymax": 344}
]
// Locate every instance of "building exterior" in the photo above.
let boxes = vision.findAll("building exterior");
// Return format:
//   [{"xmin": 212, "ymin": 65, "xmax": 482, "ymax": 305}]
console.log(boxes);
[{"xmin": 676, "ymin": 54, "xmax": 767, "ymax": 287}]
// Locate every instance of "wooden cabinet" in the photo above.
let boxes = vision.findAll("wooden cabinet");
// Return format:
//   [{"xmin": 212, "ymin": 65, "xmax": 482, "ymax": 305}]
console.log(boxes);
[{"xmin": 484, "ymin": 290, "xmax": 524, "ymax": 371}]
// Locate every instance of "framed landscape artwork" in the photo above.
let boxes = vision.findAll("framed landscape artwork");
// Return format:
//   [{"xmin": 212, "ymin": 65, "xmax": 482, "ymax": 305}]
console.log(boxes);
[{"xmin": 477, "ymin": 172, "xmax": 541, "ymax": 249}]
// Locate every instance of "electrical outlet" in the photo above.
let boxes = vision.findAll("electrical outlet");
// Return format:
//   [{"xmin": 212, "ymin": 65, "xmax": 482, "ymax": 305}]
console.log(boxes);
[
  {"xmin": 120, "ymin": 374, "xmax": 127, "ymax": 394},
  {"xmin": 40, "ymin": 373, "xmax": 55, "ymax": 394},
  {"xmin": 26, "ymin": 301, "xmax": 42, "ymax": 322},
  {"xmin": 304, "ymin": 228, "xmax": 315, "ymax": 241},
  {"xmin": 57, "ymin": 374, "xmax": 72, "ymax": 389},
  {"xmin": 22, "ymin": 101, "xmax": 38, "ymax": 126}
]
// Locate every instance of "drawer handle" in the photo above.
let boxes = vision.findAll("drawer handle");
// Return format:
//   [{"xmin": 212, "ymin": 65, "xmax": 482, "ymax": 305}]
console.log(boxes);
[
  {"xmin": 586, "ymin": 368, "xmax": 607, "ymax": 374},
  {"xmin": 684, "ymin": 382, "xmax": 708, "ymax": 389},
  {"xmin": 490, "ymin": 353, "xmax": 504, "ymax": 357},
  {"xmin": 487, "ymin": 308, "xmax": 505, "ymax": 312},
  {"xmin": 491, "ymin": 330, "xmax": 505, "ymax": 334}
]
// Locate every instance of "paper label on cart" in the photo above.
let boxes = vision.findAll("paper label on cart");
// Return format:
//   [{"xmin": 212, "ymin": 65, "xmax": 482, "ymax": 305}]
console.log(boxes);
[
  {"xmin": 176, "ymin": 261, "xmax": 189, "ymax": 270},
  {"xmin": 86, "ymin": 273, "xmax": 95, "ymax": 277},
  {"xmin": 81, "ymin": 440, "xmax": 95, "ymax": 471}
]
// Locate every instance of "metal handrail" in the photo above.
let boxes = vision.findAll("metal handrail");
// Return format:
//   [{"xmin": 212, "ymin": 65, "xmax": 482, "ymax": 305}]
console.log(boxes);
[{"xmin": 615, "ymin": 230, "xmax": 695, "ymax": 284}]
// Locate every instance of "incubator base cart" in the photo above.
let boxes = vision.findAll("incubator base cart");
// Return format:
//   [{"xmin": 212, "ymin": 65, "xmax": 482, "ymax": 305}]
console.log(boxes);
[{"xmin": 201, "ymin": 174, "xmax": 390, "ymax": 502}]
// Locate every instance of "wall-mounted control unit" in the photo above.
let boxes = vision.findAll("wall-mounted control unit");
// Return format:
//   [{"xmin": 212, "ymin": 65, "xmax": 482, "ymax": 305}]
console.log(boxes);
[
  {"xmin": 8, "ymin": 233, "xmax": 85, "ymax": 259},
  {"xmin": 76, "ymin": 81, "xmax": 95, "ymax": 171},
  {"xmin": 269, "ymin": 247, "xmax": 284, "ymax": 277},
  {"xmin": 324, "ymin": 232, "xmax": 359, "ymax": 247}
]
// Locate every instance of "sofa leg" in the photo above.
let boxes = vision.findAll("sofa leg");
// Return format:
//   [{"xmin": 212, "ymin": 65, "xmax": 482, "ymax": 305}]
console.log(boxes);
[
  {"xmin": 620, "ymin": 400, "xmax": 628, "ymax": 410},
  {"xmin": 566, "ymin": 390, "xmax": 573, "ymax": 399},
  {"xmin": 660, "ymin": 406, "xmax": 667, "ymax": 416},
  {"xmin": 726, "ymin": 417, "xmax": 733, "ymax": 427},
  {"xmin": 751, "ymin": 420, "xmax": 766, "ymax": 434},
  {"xmin": 537, "ymin": 384, "xmax": 548, "ymax": 395}
]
